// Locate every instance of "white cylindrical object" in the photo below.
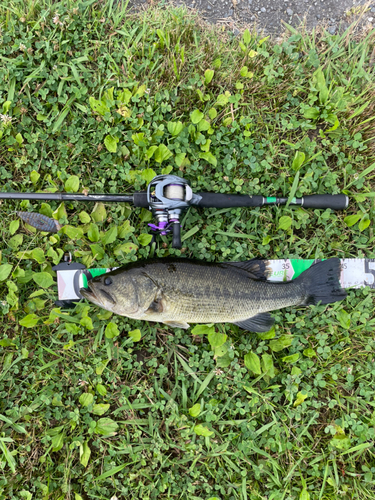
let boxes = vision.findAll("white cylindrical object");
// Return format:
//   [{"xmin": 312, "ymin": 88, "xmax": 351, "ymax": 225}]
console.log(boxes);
[{"xmin": 165, "ymin": 184, "xmax": 184, "ymax": 200}]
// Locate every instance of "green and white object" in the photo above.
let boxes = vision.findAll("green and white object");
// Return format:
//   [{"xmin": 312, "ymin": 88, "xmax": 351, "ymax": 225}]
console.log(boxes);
[{"xmin": 55, "ymin": 258, "xmax": 375, "ymax": 303}]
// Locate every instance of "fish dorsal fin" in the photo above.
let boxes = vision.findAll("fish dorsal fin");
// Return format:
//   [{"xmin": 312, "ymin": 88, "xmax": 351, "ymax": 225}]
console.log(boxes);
[
  {"xmin": 224, "ymin": 259, "xmax": 270, "ymax": 280},
  {"xmin": 234, "ymin": 313, "xmax": 274, "ymax": 332}
]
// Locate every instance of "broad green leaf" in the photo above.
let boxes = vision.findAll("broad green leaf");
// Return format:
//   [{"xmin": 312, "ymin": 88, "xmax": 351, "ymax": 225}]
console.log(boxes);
[
  {"xmin": 244, "ymin": 352, "xmax": 261, "ymax": 375},
  {"xmin": 104, "ymin": 135, "xmax": 119, "ymax": 153},
  {"xmin": 248, "ymin": 49, "xmax": 257, "ymax": 58},
  {"xmin": 282, "ymin": 353, "xmax": 300, "ymax": 363},
  {"xmin": 278, "ymin": 216, "xmax": 292, "ymax": 230},
  {"xmin": 61, "ymin": 225, "xmax": 83, "ymax": 240},
  {"xmin": 197, "ymin": 119, "xmax": 210, "ymax": 132},
  {"xmin": 88, "ymin": 223, "xmax": 100, "ymax": 242},
  {"xmin": 208, "ymin": 108, "xmax": 217, "ymax": 119},
  {"xmin": 344, "ymin": 213, "xmax": 361, "ymax": 227},
  {"xmin": 190, "ymin": 109, "xmax": 204, "ymax": 124},
  {"xmin": 31, "ymin": 248, "xmax": 45, "ymax": 263},
  {"xmin": 79, "ymin": 211, "xmax": 91, "ymax": 223},
  {"xmin": 89, "ymin": 96, "xmax": 110, "ymax": 115},
  {"xmin": 53, "ymin": 202, "xmax": 67, "ymax": 221},
  {"xmin": 15, "ymin": 132, "xmax": 23, "ymax": 145},
  {"xmin": 91, "ymin": 203, "xmax": 107, "ymax": 223},
  {"xmin": 199, "ymin": 152, "xmax": 217, "ymax": 167},
  {"xmin": 303, "ymin": 107, "xmax": 320, "ymax": 119},
  {"xmin": 154, "ymin": 144, "xmax": 172, "ymax": 163},
  {"xmin": 80, "ymin": 441, "xmax": 91, "ymax": 467},
  {"xmin": 303, "ymin": 348, "xmax": 316, "ymax": 358},
  {"xmin": 359, "ymin": 213, "xmax": 371, "ymax": 232},
  {"xmin": 95, "ymin": 418, "xmax": 118, "ymax": 436},
  {"xmin": 299, "ymin": 487, "xmax": 310, "ymax": 500},
  {"xmin": 117, "ymin": 88, "xmax": 132, "ymax": 104},
  {"xmin": 30, "ymin": 170, "xmax": 40, "ymax": 185},
  {"xmin": 207, "ymin": 330, "xmax": 227, "ymax": 349},
  {"xmin": 191, "ymin": 324, "xmax": 215, "ymax": 336},
  {"xmin": 51, "ymin": 432, "xmax": 64, "ymax": 452},
  {"xmin": 138, "ymin": 233, "xmax": 153, "ymax": 246},
  {"xmin": 204, "ymin": 69, "xmax": 214, "ymax": 85},
  {"xmin": 294, "ymin": 392, "xmax": 308, "ymax": 407},
  {"xmin": 0, "ymin": 264, "xmax": 12, "ymax": 281},
  {"xmin": 240, "ymin": 66, "xmax": 249, "ymax": 77},
  {"xmin": 33, "ymin": 272, "xmax": 54, "ymax": 288},
  {"xmin": 101, "ymin": 226, "xmax": 118, "ymax": 246},
  {"xmin": 216, "ymin": 94, "xmax": 229, "ymax": 106},
  {"xmin": 189, "ymin": 403, "xmax": 201, "ymax": 417},
  {"xmin": 146, "ymin": 146, "xmax": 158, "ymax": 159},
  {"xmin": 291, "ymin": 151, "xmax": 305, "ymax": 171},
  {"xmin": 19, "ymin": 314, "xmax": 39, "ymax": 328},
  {"xmin": 257, "ymin": 327, "xmax": 275, "ymax": 340},
  {"xmin": 336, "ymin": 309, "xmax": 351, "ymax": 329},
  {"xmin": 96, "ymin": 384, "xmax": 107, "ymax": 396},
  {"xmin": 92, "ymin": 404, "xmax": 110, "ymax": 416},
  {"xmin": 65, "ymin": 175, "xmax": 80, "ymax": 193},
  {"xmin": 105, "ymin": 322, "xmax": 119, "ymax": 339},
  {"xmin": 261, "ymin": 353, "xmax": 275, "ymax": 378},
  {"xmin": 313, "ymin": 67, "xmax": 326, "ymax": 91},
  {"xmin": 167, "ymin": 121, "xmax": 184, "ymax": 136},
  {"xmin": 243, "ymin": 28, "xmax": 251, "ymax": 46},
  {"xmin": 9, "ymin": 234, "xmax": 23, "ymax": 250},
  {"xmin": 9, "ymin": 220, "xmax": 19, "ymax": 235},
  {"xmin": 114, "ymin": 242, "xmax": 138, "ymax": 256},
  {"xmin": 128, "ymin": 329, "xmax": 141, "ymax": 342},
  {"xmin": 269, "ymin": 335, "xmax": 293, "ymax": 352},
  {"xmin": 96, "ymin": 359, "xmax": 109, "ymax": 375},
  {"xmin": 79, "ymin": 393, "xmax": 94, "ymax": 407},
  {"xmin": 141, "ymin": 168, "xmax": 156, "ymax": 184},
  {"xmin": 175, "ymin": 152, "xmax": 186, "ymax": 167},
  {"xmin": 193, "ymin": 424, "xmax": 213, "ymax": 437}
]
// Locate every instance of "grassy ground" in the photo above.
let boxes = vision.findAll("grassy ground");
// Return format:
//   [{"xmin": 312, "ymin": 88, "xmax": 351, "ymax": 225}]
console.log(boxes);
[{"xmin": 1, "ymin": 1, "xmax": 375, "ymax": 499}]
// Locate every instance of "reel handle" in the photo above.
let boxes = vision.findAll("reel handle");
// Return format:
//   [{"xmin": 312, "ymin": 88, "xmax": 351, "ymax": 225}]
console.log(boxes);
[{"xmin": 172, "ymin": 221, "xmax": 181, "ymax": 249}]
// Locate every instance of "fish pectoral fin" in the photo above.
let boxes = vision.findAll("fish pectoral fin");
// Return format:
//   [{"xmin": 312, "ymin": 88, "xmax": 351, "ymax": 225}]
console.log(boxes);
[
  {"xmin": 163, "ymin": 320, "xmax": 190, "ymax": 329},
  {"xmin": 234, "ymin": 313, "xmax": 274, "ymax": 332},
  {"xmin": 145, "ymin": 289, "xmax": 164, "ymax": 314},
  {"xmin": 225, "ymin": 259, "xmax": 271, "ymax": 280}
]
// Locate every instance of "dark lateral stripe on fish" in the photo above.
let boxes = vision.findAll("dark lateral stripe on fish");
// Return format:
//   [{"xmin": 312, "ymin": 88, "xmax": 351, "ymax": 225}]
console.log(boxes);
[{"xmin": 17, "ymin": 212, "xmax": 62, "ymax": 233}]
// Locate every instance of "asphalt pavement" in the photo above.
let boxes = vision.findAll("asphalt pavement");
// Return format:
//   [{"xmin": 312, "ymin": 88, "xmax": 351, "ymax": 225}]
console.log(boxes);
[{"xmin": 127, "ymin": 0, "xmax": 375, "ymax": 35}]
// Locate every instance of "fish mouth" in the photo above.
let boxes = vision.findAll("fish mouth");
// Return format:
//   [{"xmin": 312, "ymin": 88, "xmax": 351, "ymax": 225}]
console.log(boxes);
[{"xmin": 80, "ymin": 283, "xmax": 115, "ymax": 305}]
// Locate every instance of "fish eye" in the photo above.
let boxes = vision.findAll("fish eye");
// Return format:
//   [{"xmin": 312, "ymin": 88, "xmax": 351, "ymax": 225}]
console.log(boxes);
[{"xmin": 104, "ymin": 277, "xmax": 113, "ymax": 286}]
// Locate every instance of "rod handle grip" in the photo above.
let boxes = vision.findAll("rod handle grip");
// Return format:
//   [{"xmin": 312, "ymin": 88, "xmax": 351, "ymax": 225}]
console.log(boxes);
[{"xmin": 302, "ymin": 194, "xmax": 349, "ymax": 210}]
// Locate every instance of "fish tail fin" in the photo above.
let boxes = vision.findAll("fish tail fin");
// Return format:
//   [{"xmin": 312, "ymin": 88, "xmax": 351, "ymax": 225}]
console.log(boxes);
[{"xmin": 295, "ymin": 258, "xmax": 347, "ymax": 306}]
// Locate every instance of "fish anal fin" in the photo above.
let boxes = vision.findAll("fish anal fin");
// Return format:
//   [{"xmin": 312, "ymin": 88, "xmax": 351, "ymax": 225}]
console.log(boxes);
[
  {"xmin": 234, "ymin": 313, "xmax": 274, "ymax": 332},
  {"xmin": 225, "ymin": 259, "xmax": 270, "ymax": 280},
  {"xmin": 163, "ymin": 320, "xmax": 190, "ymax": 329}
]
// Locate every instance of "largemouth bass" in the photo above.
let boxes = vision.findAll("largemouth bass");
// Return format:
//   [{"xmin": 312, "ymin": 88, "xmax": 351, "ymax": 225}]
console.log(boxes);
[{"xmin": 80, "ymin": 258, "xmax": 346, "ymax": 331}]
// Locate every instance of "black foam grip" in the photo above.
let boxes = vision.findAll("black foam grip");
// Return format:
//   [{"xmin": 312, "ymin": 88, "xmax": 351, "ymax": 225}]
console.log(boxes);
[
  {"xmin": 172, "ymin": 222, "xmax": 181, "ymax": 249},
  {"xmin": 195, "ymin": 193, "xmax": 264, "ymax": 208},
  {"xmin": 133, "ymin": 192, "xmax": 149, "ymax": 208},
  {"xmin": 302, "ymin": 194, "xmax": 348, "ymax": 211}
]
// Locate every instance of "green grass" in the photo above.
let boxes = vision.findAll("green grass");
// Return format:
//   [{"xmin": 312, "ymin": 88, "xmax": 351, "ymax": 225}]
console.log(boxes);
[{"xmin": 1, "ymin": 1, "xmax": 375, "ymax": 498}]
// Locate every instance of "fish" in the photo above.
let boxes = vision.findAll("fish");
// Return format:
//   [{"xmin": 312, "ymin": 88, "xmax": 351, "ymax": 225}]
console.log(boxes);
[
  {"xmin": 17, "ymin": 212, "xmax": 62, "ymax": 233},
  {"xmin": 79, "ymin": 257, "xmax": 346, "ymax": 331}
]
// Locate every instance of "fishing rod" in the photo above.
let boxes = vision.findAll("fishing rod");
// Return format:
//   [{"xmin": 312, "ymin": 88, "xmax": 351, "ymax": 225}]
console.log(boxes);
[{"xmin": 0, "ymin": 174, "xmax": 349, "ymax": 249}]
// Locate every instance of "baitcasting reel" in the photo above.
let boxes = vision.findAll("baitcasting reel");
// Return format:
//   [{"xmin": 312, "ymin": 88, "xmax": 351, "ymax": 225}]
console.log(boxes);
[{"xmin": 146, "ymin": 175, "xmax": 202, "ymax": 249}]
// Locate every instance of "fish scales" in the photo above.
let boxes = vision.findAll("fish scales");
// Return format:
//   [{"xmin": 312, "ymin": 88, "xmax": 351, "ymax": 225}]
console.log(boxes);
[
  {"xmin": 140, "ymin": 261, "xmax": 304, "ymax": 324},
  {"xmin": 80, "ymin": 258, "xmax": 346, "ymax": 331}
]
